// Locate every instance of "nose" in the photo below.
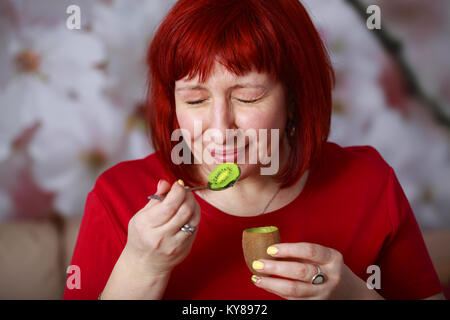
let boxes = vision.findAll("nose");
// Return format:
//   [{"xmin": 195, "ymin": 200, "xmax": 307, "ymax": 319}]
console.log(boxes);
[{"xmin": 209, "ymin": 96, "xmax": 237, "ymax": 145}]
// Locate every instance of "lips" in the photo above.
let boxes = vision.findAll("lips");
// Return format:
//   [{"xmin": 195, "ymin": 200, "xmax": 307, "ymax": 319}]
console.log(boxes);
[
  {"xmin": 209, "ymin": 145, "xmax": 247, "ymax": 159},
  {"xmin": 212, "ymin": 149, "xmax": 239, "ymax": 156}
]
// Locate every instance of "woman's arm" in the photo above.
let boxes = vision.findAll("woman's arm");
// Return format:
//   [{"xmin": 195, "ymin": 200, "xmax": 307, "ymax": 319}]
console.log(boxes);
[{"xmin": 100, "ymin": 247, "xmax": 171, "ymax": 300}]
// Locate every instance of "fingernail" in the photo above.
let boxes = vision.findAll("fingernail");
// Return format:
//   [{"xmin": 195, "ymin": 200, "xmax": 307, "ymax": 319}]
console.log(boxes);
[
  {"xmin": 177, "ymin": 179, "xmax": 185, "ymax": 186},
  {"xmin": 266, "ymin": 246, "xmax": 278, "ymax": 255},
  {"xmin": 251, "ymin": 275, "xmax": 261, "ymax": 284},
  {"xmin": 252, "ymin": 260, "xmax": 264, "ymax": 270}
]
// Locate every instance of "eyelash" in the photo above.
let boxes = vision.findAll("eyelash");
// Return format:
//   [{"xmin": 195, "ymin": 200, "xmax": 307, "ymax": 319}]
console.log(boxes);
[
  {"xmin": 186, "ymin": 98, "xmax": 261, "ymax": 105},
  {"xmin": 186, "ymin": 100, "xmax": 206, "ymax": 105}
]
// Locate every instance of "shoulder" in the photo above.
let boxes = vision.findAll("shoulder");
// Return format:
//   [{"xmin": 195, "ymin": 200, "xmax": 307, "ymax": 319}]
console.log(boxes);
[
  {"xmin": 322, "ymin": 141, "xmax": 389, "ymax": 170},
  {"xmin": 314, "ymin": 141, "xmax": 392, "ymax": 191},
  {"xmin": 92, "ymin": 151, "xmax": 167, "ymax": 195}
]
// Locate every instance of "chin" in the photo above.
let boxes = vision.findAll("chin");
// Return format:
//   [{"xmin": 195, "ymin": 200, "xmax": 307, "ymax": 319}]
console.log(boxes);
[{"xmin": 229, "ymin": 163, "xmax": 260, "ymax": 180}]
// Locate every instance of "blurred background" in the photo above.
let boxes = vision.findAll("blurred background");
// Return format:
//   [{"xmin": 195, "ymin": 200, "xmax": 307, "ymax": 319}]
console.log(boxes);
[{"xmin": 0, "ymin": 0, "xmax": 449, "ymax": 299}]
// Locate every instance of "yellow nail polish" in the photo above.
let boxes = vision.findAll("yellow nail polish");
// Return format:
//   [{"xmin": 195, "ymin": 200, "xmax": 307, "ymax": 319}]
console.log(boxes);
[
  {"xmin": 251, "ymin": 275, "xmax": 261, "ymax": 284},
  {"xmin": 252, "ymin": 260, "xmax": 264, "ymax": 270},
  {"xmin": 177, "ymin": 179, "xmax": 185, "ymax": 186},
  {"xmin": 266, "ymin": 246, "xmax": 278, "ymax": 255}
]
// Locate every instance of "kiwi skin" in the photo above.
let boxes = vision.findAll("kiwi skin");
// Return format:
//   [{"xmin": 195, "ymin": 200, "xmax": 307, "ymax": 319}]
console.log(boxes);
[
  {"xmin": 242, "ymin": 226, "xmax": 280, "ymax": 277},
  {"xmin": 208, "ymin": 163, "xmax": 241, "ymax": 190}
]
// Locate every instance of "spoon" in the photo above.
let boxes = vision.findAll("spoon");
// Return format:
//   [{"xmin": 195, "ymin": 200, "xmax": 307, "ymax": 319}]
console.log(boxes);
[{"xmin": 147, "ymin": 163, "xmax": 241, "ymax": 200}]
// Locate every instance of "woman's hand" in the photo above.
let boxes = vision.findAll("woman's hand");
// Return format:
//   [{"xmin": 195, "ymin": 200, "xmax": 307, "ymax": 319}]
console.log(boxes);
[
  {"xmin": 124, "ymin": 179, "xmax": 201, "ymax": 278},
  {"xmin": 251, "ymin": 242, "xmax": 384, "ymax": 300},
  {"xmin": 101, "ymin": 179, "xmax": 201, "ymax": 299}
]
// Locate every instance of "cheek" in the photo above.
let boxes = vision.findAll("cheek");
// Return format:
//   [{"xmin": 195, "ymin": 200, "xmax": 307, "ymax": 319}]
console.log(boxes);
[
  {"xmin": 237, "ymin": 106, "xmax": 286, "ymax": 131},
  {"xmin": 264, "ymin": 109, "xmax": 286, "ymax": 129},
  {"xmin": 176, "ymin": 107, "xmax": 204, "ymax": 142},
  {"xmin": 238, "ymin": 85, "xmax": 287, "ymax": 131},
  {"xmin": 176, "ymin": 108, "xmax": 189, "ymax": 129},
  {"xmin": 271, "ymin": 108, "xmax": 288, "ymax": 133}
]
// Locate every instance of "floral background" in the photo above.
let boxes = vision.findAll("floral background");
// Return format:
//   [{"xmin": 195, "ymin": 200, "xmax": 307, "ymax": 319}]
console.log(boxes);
[{"xmin": 0, "ymin": 0, "xmax": 449, "ymax": 230}]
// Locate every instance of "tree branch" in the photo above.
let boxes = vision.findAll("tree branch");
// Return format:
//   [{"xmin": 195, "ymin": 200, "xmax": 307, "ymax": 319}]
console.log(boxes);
[{"xmin": 344, "ymin": 0, "xmax": 450, "ymax": 128}]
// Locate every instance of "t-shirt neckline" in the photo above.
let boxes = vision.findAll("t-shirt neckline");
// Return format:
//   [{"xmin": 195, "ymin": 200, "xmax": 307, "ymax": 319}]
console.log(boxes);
[{"xmin": 192, "ymin": 167, "xmax": 314, "ymax": 225}]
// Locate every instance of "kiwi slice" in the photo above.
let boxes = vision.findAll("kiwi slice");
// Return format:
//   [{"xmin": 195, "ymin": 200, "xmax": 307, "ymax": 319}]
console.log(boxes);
[{"xmin": 207, "ymin": 163, "xmax": 241, "ymax": 190}]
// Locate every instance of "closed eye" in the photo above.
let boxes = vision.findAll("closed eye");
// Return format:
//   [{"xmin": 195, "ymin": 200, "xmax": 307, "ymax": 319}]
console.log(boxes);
[
  {"xmin": 186, "ymin": 98, "xmax": 262, "ymax": 105},
  {"xmin": 186, "ymin": 100, "xmax": 206, "ymax": 105},
  {"xmin": 237, "ymin": 98, "xmax": 261, "ymax": 104}
]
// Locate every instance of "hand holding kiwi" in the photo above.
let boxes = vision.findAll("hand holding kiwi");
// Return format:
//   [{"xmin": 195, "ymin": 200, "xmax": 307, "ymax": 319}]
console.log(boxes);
[
  {"xmin": 242, "ymin": 226, "xmax": 281, "ymax": 276},
  {"xmin": 124, "ymin": 179, "xmax": 202, "ymax": 277}
]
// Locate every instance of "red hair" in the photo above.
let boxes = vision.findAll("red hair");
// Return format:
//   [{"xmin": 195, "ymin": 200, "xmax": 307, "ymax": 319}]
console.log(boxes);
[{"xmin": 146, "ymin": 0, "xmax": 334, "ymax": 187}]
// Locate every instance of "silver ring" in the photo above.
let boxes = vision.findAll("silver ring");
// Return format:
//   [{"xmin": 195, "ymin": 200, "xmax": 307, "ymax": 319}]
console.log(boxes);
[
  {"xmin": 311, "ymin": 265, "xmax": 326, "ymax": 285},
  {"xmin": 180, "ymin": 223, "xmax": 196, "ymax": 234}
]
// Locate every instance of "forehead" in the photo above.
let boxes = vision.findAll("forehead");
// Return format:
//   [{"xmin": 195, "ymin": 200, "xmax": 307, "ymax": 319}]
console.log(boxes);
[{"xmin": 175, "ymin": 61, "xmax": 271, "ymax": 87}]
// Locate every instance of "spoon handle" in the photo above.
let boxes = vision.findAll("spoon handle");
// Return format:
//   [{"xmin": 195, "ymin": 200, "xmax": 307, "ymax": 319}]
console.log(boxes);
[{"xmin": 147, "ymin": 186, "xmax": 209, "ymax": 200}]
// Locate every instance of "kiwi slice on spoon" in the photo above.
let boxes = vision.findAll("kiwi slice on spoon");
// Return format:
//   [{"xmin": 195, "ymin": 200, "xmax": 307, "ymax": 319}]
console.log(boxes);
[
  {"xmin": 148, "ymin": 163, "xmax": 241, "ymax": 200},
  {"xmin": 207, "ymin": 163, "xmax": 241, "ymax": 190}
]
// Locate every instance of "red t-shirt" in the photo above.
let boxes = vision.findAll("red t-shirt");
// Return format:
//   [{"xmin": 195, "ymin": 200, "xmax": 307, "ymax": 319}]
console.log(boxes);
[{"xmin": 63, "ymin": 141, "xmax": 442, "ymax": 300}]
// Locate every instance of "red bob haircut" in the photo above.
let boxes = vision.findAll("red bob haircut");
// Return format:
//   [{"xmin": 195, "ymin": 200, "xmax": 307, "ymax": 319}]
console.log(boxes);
[{"xmin": 146, "ymin": 0, "xmax": 334, "ymax": 187}]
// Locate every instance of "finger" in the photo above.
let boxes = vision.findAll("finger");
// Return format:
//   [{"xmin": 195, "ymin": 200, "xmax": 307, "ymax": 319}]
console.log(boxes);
[
  {"xmin": 134, "ymin": 179, "xmax": 171, "ymax": 227},
  {"xmin": 174, "ymin": 198, "xmax": 201, "ymax": 242},
  {"xmin": 144, "ymin": 179, "xmax": 171, "ymax": 209},
  {"xmin": 189, "ymin": 198, "xmax": 201, "ymax": 227},
  {"xmin": 140, "ymin": 180, "xmax": 185, "ymax": 228},
  {"xmin": 164, "ymin": 191, "xmax": 197, "ymax": 235},
  {"xmin": 252, "ymin": 259, "xmax": 318, "ymax": 283},
  {"xmin": 252, "ymin": 275, "xmax": 318, "ymax": 299},
  {"xmin": 266, "ymin": 242, "xmax": 334, "ymax": 265},
  {"xmin": 159, "ymin": 180, "xmax": 187, "ymax": 216}
]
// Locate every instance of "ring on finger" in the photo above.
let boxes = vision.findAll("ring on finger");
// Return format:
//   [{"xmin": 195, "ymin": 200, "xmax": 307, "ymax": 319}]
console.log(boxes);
[
  {"xmin": 311, "ymin": 265, "xmax": 326, "ymax": 285},
  {"xmin": 180, "ymin": 223, "xmax": 196, "ymax": 234}
]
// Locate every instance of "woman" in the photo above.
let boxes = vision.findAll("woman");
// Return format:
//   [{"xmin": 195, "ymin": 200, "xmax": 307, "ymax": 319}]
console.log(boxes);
[{"xmin": 64, "ymin": 0, "xmax": 444, "ymax": 300}]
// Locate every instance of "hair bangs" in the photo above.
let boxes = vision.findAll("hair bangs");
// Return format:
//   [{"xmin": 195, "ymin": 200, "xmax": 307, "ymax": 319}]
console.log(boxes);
[{"xmin": 170, "ymin": 2, "xmax": 282, "ymax": 84}]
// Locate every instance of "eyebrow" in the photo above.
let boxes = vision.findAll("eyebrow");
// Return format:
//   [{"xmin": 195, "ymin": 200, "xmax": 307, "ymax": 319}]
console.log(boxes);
[{"xmin": 175, "ymin": 83, "xmax": 266, "ymax": 92}]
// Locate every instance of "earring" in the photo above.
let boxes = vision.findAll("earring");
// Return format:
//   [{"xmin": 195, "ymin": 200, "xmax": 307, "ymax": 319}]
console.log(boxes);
[
  {"xmin": 286, "ymin": 93, "xmax": 296, "ymax": 137},
  {"xmin": 289, "ymin": 123, "xmax": 296, "ymax": 137},
  {"xmin": 289, "ymin": 124, "xmax": 296, "ymax": 137},
  {"xmin": 286, "ymin": 107, "xmax": 296, "ymax": 137},
  {"xmin": 286, "ymin": 115, "xmax": 296, "ymax": 137}
]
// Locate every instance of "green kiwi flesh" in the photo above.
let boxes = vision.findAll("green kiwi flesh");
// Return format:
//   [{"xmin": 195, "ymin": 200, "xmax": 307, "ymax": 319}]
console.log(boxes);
[
  {"xmin": 245, "ymin": 226, "xmax": 278, "ymax": 233},
  {"xmin": 207, "ymin": 163, "xmax": 241, "ymax": 190}
]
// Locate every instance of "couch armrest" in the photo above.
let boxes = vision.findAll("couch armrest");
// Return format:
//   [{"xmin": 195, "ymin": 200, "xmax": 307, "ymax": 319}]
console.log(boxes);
[
  {"xmin": 423, "ymin": 229, "xmax": 450, "ymax": 298},
  {"xmin": 0, "ymin": 219, "xmax": 64, "ymax": 299}
]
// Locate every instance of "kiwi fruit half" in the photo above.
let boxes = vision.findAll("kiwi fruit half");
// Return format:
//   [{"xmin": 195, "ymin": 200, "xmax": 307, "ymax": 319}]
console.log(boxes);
[
  {"xmin": 207, "ymin": 163, "xmax": 241, "ymax": 190},
  {"xmin": 242, "ymin": 226, "xmax": 280, "ymax": 276}
]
